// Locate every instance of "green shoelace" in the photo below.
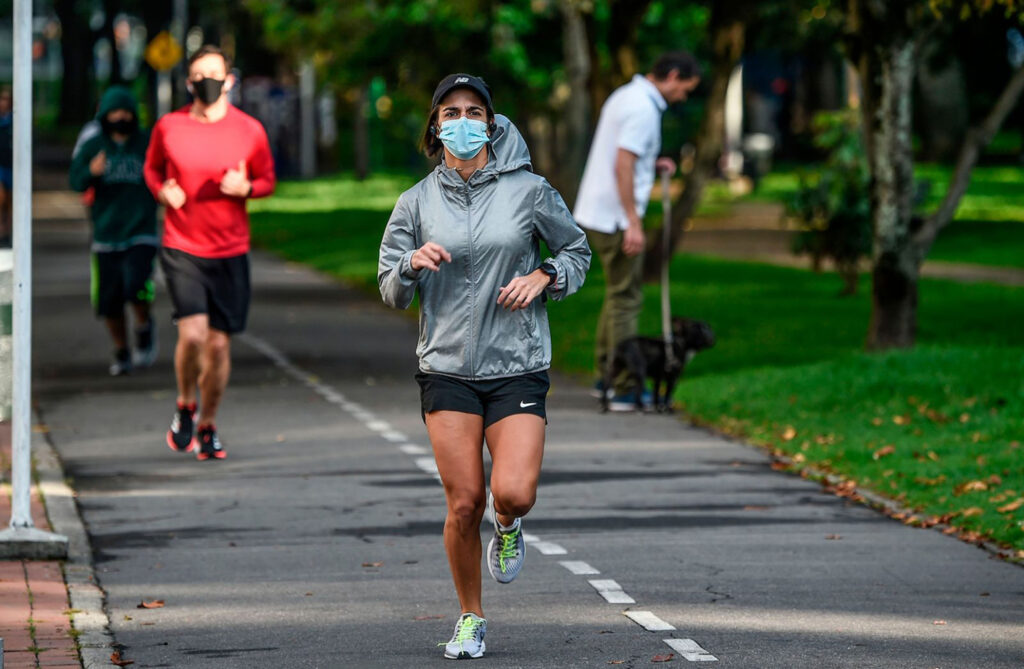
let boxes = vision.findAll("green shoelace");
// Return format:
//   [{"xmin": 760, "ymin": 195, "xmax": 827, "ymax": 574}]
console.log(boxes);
[
  {"xmin": 499, "ymin": 526, "xmax": 520, "ymax": 573},
  {"xmin": 440, "ymin": 615, "xmax": 484, "ymax": 647}
]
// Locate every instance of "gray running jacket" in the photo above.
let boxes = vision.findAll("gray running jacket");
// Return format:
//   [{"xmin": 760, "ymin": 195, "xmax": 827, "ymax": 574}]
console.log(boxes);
[{"xmin": 378, "ymin": 115, "xmax": 591, "ymax": 380}]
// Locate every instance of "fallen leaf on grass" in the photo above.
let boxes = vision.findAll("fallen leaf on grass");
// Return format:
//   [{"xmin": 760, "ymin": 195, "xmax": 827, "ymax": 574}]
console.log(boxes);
[
  {"xmin": 361, "ymin": 562, "xmax": 384, "ymax": 568},
  {"xmin": 651, "ymin": 653, "xmax": 675, "ymax": 662},
  {"xmin": 871, "ymin": 417, "xmax": 884, "ymax": 426},
  {"xmin": 914, "ymin": 475, "xmax": 946, "ymax": 486},
  {"xmin": 954, "ymin": 481, "xmax": 988, "ymax": 495},
  {"xmin": 873, "ymin": 445, "xmax": 896, "ymax": 460},
  {"xmin": 825, "ymin": 534, "xmax": 842, "ymax": 540},
  {"xmin": 137, "ymin": 600, "xmax": 164, "ymax": 609},
  {"xmin": 892, "ymin": 415, "xmax": 910, "ymax": 425},
  {"xmin": 997, "ymin": 498, "xmax": 1024, "ymax": 513},
  {"xmin": 961, "ymin": 507, "xmax": 984, "ymax": 517},
  {"xmin": 110, "ymin": 651, "xmax": 134, "ymax": 666},
  {"xmin": 987, "ymin": 474, "xmax": 1003, "ymax": 486},
  {"xmin": 781, "ymin": 426, "xmax": 797, "ymax": 441},
  {"xmin": 770, "ymin": 461, "xmax": 789, "ymax": 471}
]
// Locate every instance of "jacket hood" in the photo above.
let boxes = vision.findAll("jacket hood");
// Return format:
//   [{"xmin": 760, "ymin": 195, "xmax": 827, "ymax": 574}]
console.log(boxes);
[
  {"xmin": 97, "ymin": 86, "xmax": 139, "ymax": 119},
  {"xmin": 488, "ymin": 114, "xmax": 532, "ymax": 174}
]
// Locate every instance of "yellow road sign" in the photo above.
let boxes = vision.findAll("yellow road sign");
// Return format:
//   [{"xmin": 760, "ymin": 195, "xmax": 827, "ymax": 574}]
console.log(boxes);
[{"xmin": 145, "ymin": 31, "xmax": 183, "ymax": 72}]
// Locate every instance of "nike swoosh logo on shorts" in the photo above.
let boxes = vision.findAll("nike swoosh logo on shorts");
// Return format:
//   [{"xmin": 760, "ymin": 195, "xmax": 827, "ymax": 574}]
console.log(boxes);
[{"xmin": 520, "ymin": 401, "xmax": 537, "ymax": 408}]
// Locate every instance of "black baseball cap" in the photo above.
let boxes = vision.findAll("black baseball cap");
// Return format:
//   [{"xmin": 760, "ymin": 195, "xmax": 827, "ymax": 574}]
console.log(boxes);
[{"xmin": 431, "ymin": 73, "xmax": 493, "ymax": 110}]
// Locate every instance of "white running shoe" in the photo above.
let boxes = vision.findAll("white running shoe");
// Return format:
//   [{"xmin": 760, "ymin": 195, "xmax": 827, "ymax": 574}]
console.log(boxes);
[
  {"xmin": 486, "ymin": 491, "xmax": 524, "ymax": 584},
  {"xmin": 443, "ymin": 612, "xmax": 486, "ymax": 660}
]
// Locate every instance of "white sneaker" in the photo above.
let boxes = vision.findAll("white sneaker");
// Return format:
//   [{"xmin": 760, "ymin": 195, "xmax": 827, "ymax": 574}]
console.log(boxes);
[
  {"xmin": 443, "ymin": 612, "xmax": 486, "ymax": 659},
  {"xmin": 486, "ymin": 491, "xmax": 524, "ymax": 584}
]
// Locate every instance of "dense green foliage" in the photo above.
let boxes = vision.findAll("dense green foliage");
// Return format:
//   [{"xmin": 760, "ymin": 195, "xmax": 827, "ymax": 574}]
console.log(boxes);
[{"xmin": 786, "ymin": 111, "xmax": 872, "ymax": 294}]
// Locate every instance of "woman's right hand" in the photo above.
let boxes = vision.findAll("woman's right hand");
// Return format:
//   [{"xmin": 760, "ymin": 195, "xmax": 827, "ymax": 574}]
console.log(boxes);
[{"xmin": 410, "ymin": 242, "xmax": 452, "ymax": 272}]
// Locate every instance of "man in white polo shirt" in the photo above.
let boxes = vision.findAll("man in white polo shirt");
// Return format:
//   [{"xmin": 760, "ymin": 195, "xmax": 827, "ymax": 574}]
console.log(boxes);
[{"xmin": 574, "ymin": 51, "xmax": 701, "ymax": 411}]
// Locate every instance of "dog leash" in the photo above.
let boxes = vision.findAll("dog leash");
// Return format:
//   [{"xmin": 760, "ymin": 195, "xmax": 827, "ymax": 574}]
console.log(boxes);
[{"xmin": 660, "ymin": 170, "xmax": 678, "ymax": 369}]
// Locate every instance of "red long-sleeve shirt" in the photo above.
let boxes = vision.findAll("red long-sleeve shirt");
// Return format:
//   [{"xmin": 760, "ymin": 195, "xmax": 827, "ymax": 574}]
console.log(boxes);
[{"xmin": 144, "ymin": 105, "xmax": 275, "ymax": 258}]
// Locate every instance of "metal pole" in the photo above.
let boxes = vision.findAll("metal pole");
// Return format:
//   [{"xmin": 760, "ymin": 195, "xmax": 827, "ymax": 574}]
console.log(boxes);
[
  {"xmin": 172, "ymin": 0, "xmax": 187, "ymax": 108},
  {"xmin": 0, "ymin": 0, "xmax": 67, "ymax": 560},
  {"xmin": 9, "ymin": 0, "xmax": 33, "ymax": 530},
  {"xmin": 299, "ymin": 58, "xmax": 316, "ymax": 178}
]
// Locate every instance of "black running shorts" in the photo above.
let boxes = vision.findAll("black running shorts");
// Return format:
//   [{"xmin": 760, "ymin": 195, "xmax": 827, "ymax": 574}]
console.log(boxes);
[
  {"xmin": 416, "ymin": 370, "xmax": 550, "ymax": 428},
  {"xmin": 160, "ymin": 247, "xmax": 251, "ymax": 334},
  {"xmin": 92, "ymin": 245, "xmax": 156, "ymax": 318}
]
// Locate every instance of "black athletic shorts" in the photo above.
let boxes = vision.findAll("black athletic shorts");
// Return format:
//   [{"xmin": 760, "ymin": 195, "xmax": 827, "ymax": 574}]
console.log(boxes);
[
  {"xmin": 92, "ymin": 245, "xmax": 156, "ymax": 318},
  {"xmin": 416, "ymin": 370, "xmax": 550, "ymax": 428},
  {"xmin": 160, "ymin": 247, "xmax": 251, "ymax": 334}
]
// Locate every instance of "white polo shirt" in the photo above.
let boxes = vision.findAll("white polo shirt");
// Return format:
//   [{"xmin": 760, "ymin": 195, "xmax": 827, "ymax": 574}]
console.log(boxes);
[{"xmin": 574, "ymin": 74, "xmax": 667, "ymax": 234}]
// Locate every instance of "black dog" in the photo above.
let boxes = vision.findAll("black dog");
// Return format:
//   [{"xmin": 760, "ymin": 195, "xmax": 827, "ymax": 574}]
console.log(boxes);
[{"xmin": 601, "ymin": 317, "xmax": 715, "ymax": 413}]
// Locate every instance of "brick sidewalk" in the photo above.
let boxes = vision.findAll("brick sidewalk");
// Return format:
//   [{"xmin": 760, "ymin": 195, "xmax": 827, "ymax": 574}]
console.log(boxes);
[{"xmin": 1, "ymin": 424, "xmax": 80, "ymax": 668}]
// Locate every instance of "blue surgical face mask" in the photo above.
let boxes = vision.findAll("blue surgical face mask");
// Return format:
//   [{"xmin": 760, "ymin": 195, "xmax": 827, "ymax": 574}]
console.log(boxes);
[{"xmin": 438, "ymin": 117, "xmax": 490, "ymax": 160}]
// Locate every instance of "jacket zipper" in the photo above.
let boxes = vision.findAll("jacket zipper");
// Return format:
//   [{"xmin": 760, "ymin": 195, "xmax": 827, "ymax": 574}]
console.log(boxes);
[{"xmin": 465, "ymin": 183, "xmax": 475, "ymax": 377}]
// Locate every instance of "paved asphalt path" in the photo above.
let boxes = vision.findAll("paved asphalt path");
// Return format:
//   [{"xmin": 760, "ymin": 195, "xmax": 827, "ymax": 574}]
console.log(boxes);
[{"xmin": 32, "ymin": 208, "xmax": 1024, "ymax": 668}]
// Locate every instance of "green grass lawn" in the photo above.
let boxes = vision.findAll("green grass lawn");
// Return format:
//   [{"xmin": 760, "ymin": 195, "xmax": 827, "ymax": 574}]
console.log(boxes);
[
  {"xmin": 700, "ymin": 163, "xmax": 1024, "ymax": 269},
  {"xmin": 251, "ymin": 174, "xmax": 1024, "ymax": 553}
]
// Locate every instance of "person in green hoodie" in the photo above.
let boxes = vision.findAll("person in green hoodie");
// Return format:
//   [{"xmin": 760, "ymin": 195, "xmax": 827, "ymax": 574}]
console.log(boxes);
[{"xmin": 70, "ymin": 86, "xmax": 159, "ymax": 376}]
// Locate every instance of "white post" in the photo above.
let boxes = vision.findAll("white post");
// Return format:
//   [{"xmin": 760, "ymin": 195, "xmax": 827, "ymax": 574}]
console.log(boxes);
[
  {"xmin": 723, "ymin": 64, "xmax": 744, "ymax": 178},
  {"xmin": 9, "ymin": 0, "xmax": 33, "ymax": 531},
  {"xmin": 157, "ymin": 70, "xmax": 172, "ymax": 118},
  {"xmin": 299, "ymin": 58, "xmax": 316, "ymax": 178},
  {"xmin": 0, "ymin": 0, "xmax": 68, "ymax": 559}
]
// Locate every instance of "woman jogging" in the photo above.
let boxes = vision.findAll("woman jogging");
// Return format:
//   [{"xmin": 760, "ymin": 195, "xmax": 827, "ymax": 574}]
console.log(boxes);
[{"xmin": 378, "ymin": 73, "xmax": 590, "ymax": 660}]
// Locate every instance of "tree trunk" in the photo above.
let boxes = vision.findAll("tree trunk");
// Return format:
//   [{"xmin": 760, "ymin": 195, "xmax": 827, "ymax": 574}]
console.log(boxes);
[
  {"xmin": 103, "ymin": 0, "xmax": 124, "ymax": 85},
  {"xmin": 55, "ymin": 0, "xmax": 95, "ymax": 125},
  {"xmin": 849, "ymin": 0, "xmax": 918, "ymax": 350},
  {"xmin": 353, "ymin": 85, "xmax": 370, "ymax": 180},
  {"xmin": 643, "ymin": 6, "xmax": 746, "ymax": 281},
  {"xmin": 558, "ymin": 0, "xmax": 591, "ymax": 208}
]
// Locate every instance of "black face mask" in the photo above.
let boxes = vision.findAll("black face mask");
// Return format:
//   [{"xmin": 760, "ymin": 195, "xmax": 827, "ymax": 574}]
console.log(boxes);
[
  {"xmin": 101, "ymin": 117, "xmax": 136, "ymax": 136},
  {"xmin": 191, "ymin": 77, "xmax": 225, "ymax": 104}
]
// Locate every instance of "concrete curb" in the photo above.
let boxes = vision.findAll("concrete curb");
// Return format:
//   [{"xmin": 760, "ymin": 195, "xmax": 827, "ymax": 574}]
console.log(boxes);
[{"xmin": 33, "ymin": 420, "xmax": 118, "ymax": 668}]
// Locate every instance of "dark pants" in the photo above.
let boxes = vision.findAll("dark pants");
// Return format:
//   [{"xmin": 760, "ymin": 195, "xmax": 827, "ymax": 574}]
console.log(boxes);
[{"xmin": 586, "ymin": 228, "xmax": 643, "ymax": 394}]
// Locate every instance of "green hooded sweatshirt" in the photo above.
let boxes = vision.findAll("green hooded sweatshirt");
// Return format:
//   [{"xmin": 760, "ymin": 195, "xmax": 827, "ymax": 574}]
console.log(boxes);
[{"xmin": 69, "ymin": 86, "xmax": 158, "ymax": 251}]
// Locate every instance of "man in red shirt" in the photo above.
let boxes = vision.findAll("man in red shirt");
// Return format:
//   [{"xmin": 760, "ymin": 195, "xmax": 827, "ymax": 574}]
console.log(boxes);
[{"xmin": 144, "ymin": 44, "xmax": 275, "ymax": 461}]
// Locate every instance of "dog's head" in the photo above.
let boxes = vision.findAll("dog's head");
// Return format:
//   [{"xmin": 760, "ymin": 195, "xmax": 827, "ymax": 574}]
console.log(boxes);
[{"xmin": 671, "ymin": 317, "xmax": 715, "ymax": 353}]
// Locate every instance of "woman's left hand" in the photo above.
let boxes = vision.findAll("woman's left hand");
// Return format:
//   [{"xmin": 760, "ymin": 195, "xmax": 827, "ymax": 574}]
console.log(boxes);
[{"xmin": 497, "ymin": 270, "xmax": 550, "ymax": 311}]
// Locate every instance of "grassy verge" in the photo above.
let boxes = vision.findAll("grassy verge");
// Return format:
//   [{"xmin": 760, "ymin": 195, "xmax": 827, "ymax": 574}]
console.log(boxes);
[
  {"xmin": 250, "ymin": 175, "xmax": 1024, "ymax": 552},
  {"xmin": 700, "ymin": 164, "xmax": 1024, "ymax": 269}
]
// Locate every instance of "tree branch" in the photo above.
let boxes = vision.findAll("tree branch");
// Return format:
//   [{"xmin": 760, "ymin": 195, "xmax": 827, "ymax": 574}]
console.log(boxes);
[{"xmin": 915, "ymin": 63, "xmax": 1024, "ymax": 253}]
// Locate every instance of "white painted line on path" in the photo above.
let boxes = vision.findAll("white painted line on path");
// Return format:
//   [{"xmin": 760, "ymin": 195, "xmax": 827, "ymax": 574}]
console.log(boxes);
[
  {"xmin": 522, "ymin": 532, "xmax": 540, "ymax": 543},
  {"xmin": 366, "ymin": 420, "xmax": 392, "ymax": 432},
  {"xmin": 588, "ymin": 579, "xmax": 636, "ymax": 604},
  {"xmin": 381, "ymin": 431, "xmax": 408, "ymax": 443},
  {"xmin": 624, "ymin": 611, "xmax": 675, "ymax": 632},
  {"xmin": 399, "ymin": 444, "xmax": 428, "ymax": 455},
  {"xmin": 663, "ymin": 638, "xmax": 718, "ymax": 662},
  {"xmin": 559, "ymin": 560, "xmax": 600, "ymax": 575},
  {"xmin": 414, "ymin": 457, "xmax": 440, "ymax": 476},
  {"xmin": 531, "ymin": 541, "xmax": 568, "ymax": 555}
]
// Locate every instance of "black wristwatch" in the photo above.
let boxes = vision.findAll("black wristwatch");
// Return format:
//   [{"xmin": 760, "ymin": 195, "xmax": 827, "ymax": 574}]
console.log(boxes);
[{"xmin": 539, "ymin": 262, "xmax": 557, "ymax": 286}]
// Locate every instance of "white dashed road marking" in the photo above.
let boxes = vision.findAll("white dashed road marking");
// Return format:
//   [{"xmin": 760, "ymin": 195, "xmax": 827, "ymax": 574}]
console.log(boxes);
[
  {"xmin": 399, "ymin": 444, "xmax": 428, "ymax": 455},
  {"xmin": 624, "ymin": 611, "xmax": 675, "ymax": 632},
  {"xmin": 559, "ymin": 560, "xmax": 600, "ymax": 575},
  {"xmin": 662, "ymin": 638, "xmax": 718, "ymax": 662},
  {"xmin": 531, "ymin": 541, "xmax": 568, "ymax": 555},
  {"xmin": 588, "ymin": 579, "xmax": 636, "ymax": 604}
]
